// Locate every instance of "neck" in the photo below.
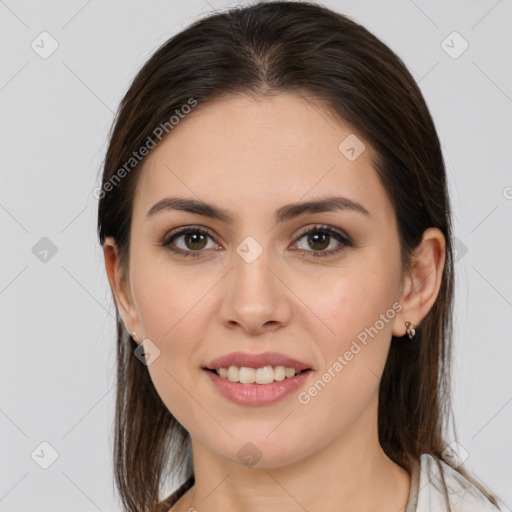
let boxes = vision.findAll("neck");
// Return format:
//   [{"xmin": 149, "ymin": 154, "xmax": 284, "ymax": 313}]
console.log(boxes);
[{"xmin": 179, "ymin": 396, "xmax": 411, "ymax": 512}]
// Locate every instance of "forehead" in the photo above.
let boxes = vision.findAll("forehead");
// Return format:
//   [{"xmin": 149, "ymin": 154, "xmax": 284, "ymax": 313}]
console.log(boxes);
[{"xmin": 133, "ymin": 93, "xmax": 389, "ymax": 222}]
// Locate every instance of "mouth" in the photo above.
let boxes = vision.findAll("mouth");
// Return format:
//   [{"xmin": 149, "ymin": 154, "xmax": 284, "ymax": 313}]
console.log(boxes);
[
  {"xmin": 202, "ymin": 351, "xmax": 314, "ymax": 405},
  {"xmin": 203, "ymin": 366, "xmax": 313, "ymax": 406},
  {"xmin": 205, "ymin": 350, "xmax": 312, "ymax": 374},
  {"xmin": 204, "ymin": 366, "xmax": 312, "ymax": 385}
]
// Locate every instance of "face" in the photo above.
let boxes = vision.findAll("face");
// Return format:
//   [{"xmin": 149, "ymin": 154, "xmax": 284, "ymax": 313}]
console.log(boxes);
[{"xmin": 115, "ymin": 93, "xmax": 409, "ymax": 468}]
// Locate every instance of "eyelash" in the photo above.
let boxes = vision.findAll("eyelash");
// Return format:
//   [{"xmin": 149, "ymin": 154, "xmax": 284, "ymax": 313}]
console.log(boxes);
[{"xmin": 159, "ymin": 224, "xmax": 353, "ymax": 259}]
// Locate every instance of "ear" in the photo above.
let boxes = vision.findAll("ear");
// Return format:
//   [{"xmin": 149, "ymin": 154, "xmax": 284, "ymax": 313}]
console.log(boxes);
[
  {"xmin": 392, "ymin": 227, "xmax": 446, "ymax": 337},
  {"xmin": 103, "ymin": 236, "xmax": 141, "ymax": 338}
]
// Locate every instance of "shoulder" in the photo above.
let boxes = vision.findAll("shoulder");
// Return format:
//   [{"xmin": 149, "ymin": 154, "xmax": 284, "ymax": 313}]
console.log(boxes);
[{"xmin": 414, "ymin": 453, "xmax": 502, "ymax": 511}]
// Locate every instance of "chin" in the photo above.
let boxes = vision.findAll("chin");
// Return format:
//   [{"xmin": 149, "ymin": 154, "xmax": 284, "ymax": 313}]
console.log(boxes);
[{"xmin": 214, "ymin": 435, "xmax": 314, "ymax": 469}]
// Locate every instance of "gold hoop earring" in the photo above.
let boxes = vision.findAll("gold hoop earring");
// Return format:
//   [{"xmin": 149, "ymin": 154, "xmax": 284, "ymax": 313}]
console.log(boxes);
[{"xmin": 405, "ymin": 321, "xmax": 416, "ymax": 340}]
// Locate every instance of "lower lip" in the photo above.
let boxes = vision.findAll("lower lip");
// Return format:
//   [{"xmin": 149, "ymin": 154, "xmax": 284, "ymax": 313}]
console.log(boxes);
[{"xmin": 204, "ymin": 369, "xmax": 312, "ymax": 406}]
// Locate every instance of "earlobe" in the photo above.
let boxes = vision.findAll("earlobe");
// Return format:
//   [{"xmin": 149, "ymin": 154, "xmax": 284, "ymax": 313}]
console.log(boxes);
[
  {"xmin": 103, "ymin": 236, "xmax": 139, "ymax": 335},
  {"xmin": 392, "ymin": 227, "xmax": 446, "ymax": 337}
]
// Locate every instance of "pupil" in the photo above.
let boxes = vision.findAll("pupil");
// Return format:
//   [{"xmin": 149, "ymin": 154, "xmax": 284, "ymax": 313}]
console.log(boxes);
[
  {"xmin": 309, "ymin": 232, "xmax": 329, "ymax": 251},
  {"xmin": 187, "ymin": 233, "xmax": 207, "ymax": 250}
]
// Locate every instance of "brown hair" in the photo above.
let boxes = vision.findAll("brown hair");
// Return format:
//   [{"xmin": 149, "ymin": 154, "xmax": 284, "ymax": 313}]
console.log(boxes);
[{"xmin": 97, "ymin": 2, "xmax": 500, "ymax": 510}]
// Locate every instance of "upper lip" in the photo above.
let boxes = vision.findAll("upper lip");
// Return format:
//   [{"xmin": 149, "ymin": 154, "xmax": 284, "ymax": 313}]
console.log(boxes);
[{"xmin": 205, "ymin": 351, "xmax": 312, "ymax": 371}]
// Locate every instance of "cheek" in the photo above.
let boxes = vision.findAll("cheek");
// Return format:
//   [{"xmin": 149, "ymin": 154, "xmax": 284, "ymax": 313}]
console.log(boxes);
[
  {"xmin": 315, "ymin": 257, "xmax": 400, "ymax": 346},
  {"xmin": 293, "ymin": 274, "xmax": 400, "ymax": 449},
  {"xmin": 302, "ymin": 250, "xmax": 401, "ymax": 401},
  {"xmin": 130, "ymin": 247, "xmax": 210, "ymax": 341},
  {"xmin": 129, "ymin": 253, "xmax": 215, "ymax": 425}
]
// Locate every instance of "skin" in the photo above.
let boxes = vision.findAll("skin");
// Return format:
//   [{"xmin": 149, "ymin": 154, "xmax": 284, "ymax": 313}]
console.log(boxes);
[{"xmin": 104, "ymin": 93, "xmax": 445, "ymax": 512}]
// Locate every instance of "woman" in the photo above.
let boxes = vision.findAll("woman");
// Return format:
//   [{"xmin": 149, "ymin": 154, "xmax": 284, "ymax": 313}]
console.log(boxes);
[{"xmin": 97, "ymin": 2, "xmax": 502, "ymax": 511}]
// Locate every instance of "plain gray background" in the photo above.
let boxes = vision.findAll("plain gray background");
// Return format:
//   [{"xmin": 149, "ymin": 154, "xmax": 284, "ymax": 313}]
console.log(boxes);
[{"xmin": 1, "ymin": 0, "xmax": 511, "ymax": 510}]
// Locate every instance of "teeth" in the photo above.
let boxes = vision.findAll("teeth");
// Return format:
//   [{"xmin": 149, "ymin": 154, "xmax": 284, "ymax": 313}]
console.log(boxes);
[{"xmin": 215, "ymin": 365, "xmax": 305, "ymax": 384}]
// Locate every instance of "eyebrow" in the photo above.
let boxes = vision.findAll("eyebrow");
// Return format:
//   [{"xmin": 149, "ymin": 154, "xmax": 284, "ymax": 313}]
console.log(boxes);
[{"xmin": 146, "ymin": 195, "xmax": 370, "ymax": 223}]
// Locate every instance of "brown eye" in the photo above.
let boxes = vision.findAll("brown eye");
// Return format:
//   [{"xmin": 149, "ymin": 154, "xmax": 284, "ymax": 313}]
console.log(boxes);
[
  {"xmin": 304, "ymin": 231, "xmax": 330, "ymax": 251},
  {"xmin": 182, "ymin": 232, "xmax": 208, "ymax": 250},
  {"xmin": 294, "ymin": 225, "xmax": 353, "ymax": 258},
  {"xmin": 161, "ymin": 227, "xmax": 219, "ymax": 258}
]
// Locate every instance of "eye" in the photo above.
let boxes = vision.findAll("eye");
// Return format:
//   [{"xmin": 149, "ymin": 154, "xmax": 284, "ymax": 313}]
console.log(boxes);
[
  {"xmin": 159, "ymin": 224, "xmax": 353, "ymax": 259},
  {"xmin": 160, "ymin": 226, "xmax": 220, "ymax": 258},
  {"xmin": 292, "ymin": 224, "xmax": 353, "ymax": 258}
]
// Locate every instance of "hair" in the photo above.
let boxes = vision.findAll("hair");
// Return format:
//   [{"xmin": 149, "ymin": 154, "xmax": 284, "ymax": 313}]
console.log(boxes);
[{"xmin": 97, "ymin": 1, "xmax": 500, "ymax": 511}]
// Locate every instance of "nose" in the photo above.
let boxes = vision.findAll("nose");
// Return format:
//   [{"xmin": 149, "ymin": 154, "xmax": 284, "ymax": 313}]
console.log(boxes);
[{"xmin": 218, "ymin": 241, "xmax": 292, "ymax": 335}]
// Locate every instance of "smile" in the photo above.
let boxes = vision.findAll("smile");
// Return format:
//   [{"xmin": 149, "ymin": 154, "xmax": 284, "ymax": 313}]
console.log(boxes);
[{"xmin": 204, "ymin": 367, "xmax": 313, "ymax": 406}]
